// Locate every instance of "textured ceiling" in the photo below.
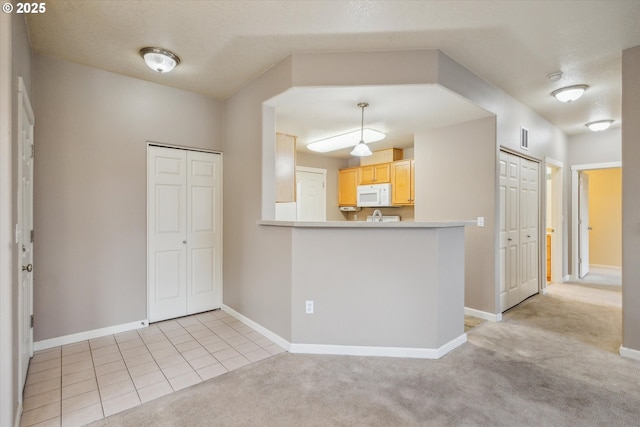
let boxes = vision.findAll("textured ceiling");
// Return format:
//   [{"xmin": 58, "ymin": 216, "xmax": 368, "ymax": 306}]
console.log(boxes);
[{"xmin": 25, "ymin": 0, "xmax": 640, "ymax": 137}]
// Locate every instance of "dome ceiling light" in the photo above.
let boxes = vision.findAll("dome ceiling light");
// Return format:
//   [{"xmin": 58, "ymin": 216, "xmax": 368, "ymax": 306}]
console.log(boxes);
[
  {"xmin": 551, "ymin": 84, "xmax": 589, "ymax": 103},
  {"xmin": 140, "ymin": 47, "xmax": 180, "ymax": 73},
  {"xmin": 585, "ymin": 120, "xmax": 614, "ymax": 132}
]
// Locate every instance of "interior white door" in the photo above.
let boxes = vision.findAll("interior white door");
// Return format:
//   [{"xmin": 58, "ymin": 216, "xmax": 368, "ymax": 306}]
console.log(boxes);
[
  {"xmin": 296, "ymin": 168, "xmax": 326, "ymax": 222},
  {"xmin": 148, "ymin": 147, "xmax": 188, "ymax": 322},
  {"xmin": 520, "ymin": 158, "xmax": 539, "ymax": 299},
  {"xmin": 186, "ymin": 151, "xmax": 222, "ymax": 313},
  {"xmin": 17, "ymin": 77, "xmax": 35, "ymax": 396},
  {"xmin": 579, "ymin": 171, "xmax": 590, "ymax": 278}
]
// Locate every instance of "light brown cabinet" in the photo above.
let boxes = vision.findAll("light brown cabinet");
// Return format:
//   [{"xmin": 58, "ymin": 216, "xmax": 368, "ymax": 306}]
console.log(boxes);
[
  {"xmin": 338, "ymin": 167, "xmax": 359, "ymax": 206},
  {"xmin": 358, "ymin": 163, "xmax": 390, "ymax": 185},
  {"xmin": 391, "ymin": 159, "xmax": 415, "ymax": 206},
  {"xmin": 275, "ymin": 133, "xmax": 296, "ymax": 202}
]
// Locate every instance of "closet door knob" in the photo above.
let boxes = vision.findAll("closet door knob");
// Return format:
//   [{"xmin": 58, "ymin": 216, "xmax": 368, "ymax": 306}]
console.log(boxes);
[{"xmin": 182, "ymin": 240, "xmax": 187, "ymax": 244}]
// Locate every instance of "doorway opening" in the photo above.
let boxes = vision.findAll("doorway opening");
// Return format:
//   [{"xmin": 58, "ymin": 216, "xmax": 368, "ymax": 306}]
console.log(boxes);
[
  {"xmin": 544, "ymin": 158, "xmax": 563, "ymax": 288},
  {"xmin": 571, "ymin": 162, "xmax": 622, "ymax": 286}
]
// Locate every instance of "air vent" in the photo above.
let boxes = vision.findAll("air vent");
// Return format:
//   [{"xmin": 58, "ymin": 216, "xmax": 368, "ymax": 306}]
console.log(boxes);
[{"xmin": 520, "ymin": 127, "xmax": 529, "ymax": 150}]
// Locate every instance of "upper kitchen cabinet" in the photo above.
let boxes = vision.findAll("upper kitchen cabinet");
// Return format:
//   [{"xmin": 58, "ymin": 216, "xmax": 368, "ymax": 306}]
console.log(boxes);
[
  {"xmin": 359, "ymin": 163, "xmax": 391, "ymax": 185},
  {"xmin": 338, "ymin": 167, "xmax": 359, "ymax": 206},
  {"xmin": 275, "ymin": 133, "xmax": 297, "ymax": 202},
  {"xmin": 391, "ymin": 159, "xmax": 415, "ymax": 206}
]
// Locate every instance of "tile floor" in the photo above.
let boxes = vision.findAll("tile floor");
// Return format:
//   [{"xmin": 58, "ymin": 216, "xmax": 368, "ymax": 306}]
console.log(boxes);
[{"xmin": 20, "ymin": 309, "xmax": 285, "ymax": 427}]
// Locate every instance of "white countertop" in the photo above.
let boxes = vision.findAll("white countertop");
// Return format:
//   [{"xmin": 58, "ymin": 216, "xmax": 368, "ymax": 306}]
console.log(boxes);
[{"xmin": 257, "ymin": 220, "xmax": 475, "ymax": 228}]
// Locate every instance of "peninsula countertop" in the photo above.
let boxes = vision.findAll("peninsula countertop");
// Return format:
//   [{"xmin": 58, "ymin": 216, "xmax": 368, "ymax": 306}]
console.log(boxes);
[{"xmin": 257, "ymin": 220, "xmax": 475, "ymax": 228}]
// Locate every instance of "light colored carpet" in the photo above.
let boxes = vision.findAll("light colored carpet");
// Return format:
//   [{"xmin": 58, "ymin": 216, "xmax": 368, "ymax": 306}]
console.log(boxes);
[{"xmin": 90, "ymin": 284, "xmax": 640, "ymax": 426}]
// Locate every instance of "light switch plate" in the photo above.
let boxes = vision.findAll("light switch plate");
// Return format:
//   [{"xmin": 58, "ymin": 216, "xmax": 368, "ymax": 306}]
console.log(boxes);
[{"xmin": 477, "ymin": 216, "xmax": 485, "ymax": 227}]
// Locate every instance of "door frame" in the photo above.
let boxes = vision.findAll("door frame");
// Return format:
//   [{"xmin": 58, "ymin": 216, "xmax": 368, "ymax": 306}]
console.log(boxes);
[
  {"xmin": 295, "ymin": 166, "xmax": 327, "ymax": 222},
  {"xmin": 571, "ymin": 161, "xmax": 621, "ymax": 281},
  {"xmin": 16, "ymin": 76, "xmax": 35, "ymax": 400},
  {"xmin": 544, "ymin": 157, "xmax": 564, "ymax": 286}
]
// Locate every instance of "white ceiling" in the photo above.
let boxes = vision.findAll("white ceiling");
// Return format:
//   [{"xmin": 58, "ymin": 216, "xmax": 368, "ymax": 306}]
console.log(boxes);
[{"xmin": 25, "ymin": 1, "xmax": 640, "ymax": 149}]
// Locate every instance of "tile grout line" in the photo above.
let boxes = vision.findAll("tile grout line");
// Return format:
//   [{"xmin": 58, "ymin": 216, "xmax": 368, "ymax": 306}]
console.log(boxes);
[
  {"xmin": 113, "ymin": 332, "xmax": 147, "ymax": 409},
  {"xmin": 87, "ymin": 340, "xmax": 106, "ymax": 423}
]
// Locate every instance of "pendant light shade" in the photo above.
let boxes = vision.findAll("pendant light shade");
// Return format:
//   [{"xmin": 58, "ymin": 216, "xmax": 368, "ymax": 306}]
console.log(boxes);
[
  {"xmin": 350, "ymin": 102, "xmax": 373, "ymax": 157},
  {"xmin": 140, "ymin": 47, "xmax": 180, "ymax": 73}
]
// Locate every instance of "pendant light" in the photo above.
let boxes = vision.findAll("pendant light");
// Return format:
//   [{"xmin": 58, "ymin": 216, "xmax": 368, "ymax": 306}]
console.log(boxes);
[
  {"xmin": 350, "ymin": 102, "xmax": 373, "ymax": 157},
  {"xmin": 140, "ymin": 47, "xmax": 180, "ymax": 73}
]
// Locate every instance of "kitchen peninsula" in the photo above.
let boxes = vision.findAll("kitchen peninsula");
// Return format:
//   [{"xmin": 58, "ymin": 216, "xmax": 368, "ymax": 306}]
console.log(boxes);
[{"xmin": 257, "ymin": 219, "xmax": 473, "ymax": 358}]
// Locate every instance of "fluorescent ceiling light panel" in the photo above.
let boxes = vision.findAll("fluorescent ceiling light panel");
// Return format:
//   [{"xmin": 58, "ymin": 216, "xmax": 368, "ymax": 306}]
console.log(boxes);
[{"xmin": 307, "ymin": 128, "xmax": 385, "ymax": 153}]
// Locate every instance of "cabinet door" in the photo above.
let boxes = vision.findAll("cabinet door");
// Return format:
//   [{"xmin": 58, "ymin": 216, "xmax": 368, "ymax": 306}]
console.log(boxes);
[
  {"xmin": 338, "ymin": 168, "xmax": 358, "ymax": 206},
  {"xmin": 374, "ymin": 163, "xmax": 391, "ymax": 183},
  {"xmin": 359, "ymin": 165, "xmax": 376, "ymax": 184},
  {"xmin": 391, "ymin": 160, "xmax": 413, "ymax": 205},
  {"xmin": 410, "ymin": 160, "xmax": 415, "ymax": 205},
  {"xmin": 275, "ymin": 133, "xmax": 296, "ymax": 202},
  {"xmin": 359, "ymin": 164, "xmax": 391, "ymax": 184}
]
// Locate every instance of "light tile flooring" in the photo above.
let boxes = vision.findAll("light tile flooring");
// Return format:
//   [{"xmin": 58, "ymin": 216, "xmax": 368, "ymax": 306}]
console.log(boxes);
[{"xmin": 20, "ymin": 309, "xmax": 285, "ymax": 427}]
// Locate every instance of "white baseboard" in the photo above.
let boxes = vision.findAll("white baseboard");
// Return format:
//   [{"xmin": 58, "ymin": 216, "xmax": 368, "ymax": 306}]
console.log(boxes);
[
  {"xmin": 464, "ymin": 307, "xmax": 502, "ymax": 322},
  {"xmin": 221, "ymin": 304, "xmax": 290, "ymax": 351},
  {"xmin": 34, "ymin": 319, "xmax": 149, "ymax": 352},
  {"xmin": 591, "ymin": 264, "xmax": 622, "ymax": 271},
  {"xmin": 619, "ymin": 346, "xmax": 640, "ymax": 362},
  {"xmin": 222, "ymin": 304, "xmax": 468, "ymax": 359},
  {"xmin": 290, "ymin": 334, "xmax": 467, "ymax": 359}
]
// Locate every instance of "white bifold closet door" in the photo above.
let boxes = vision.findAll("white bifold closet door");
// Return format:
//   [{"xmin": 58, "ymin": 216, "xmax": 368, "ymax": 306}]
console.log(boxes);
[
  {"xmin": 499, "ymin": 150, "xmax": 539, "ymax": 312},
  {"xmin": 148, "ymin": 146, "xmax": 222, "ymax": 322}
]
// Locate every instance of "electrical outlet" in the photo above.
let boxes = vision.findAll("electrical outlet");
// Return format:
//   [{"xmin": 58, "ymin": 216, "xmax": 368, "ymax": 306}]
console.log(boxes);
[
  {"xmin": 305, "ymin": 300, "xmax": 314, "ymax": 314},
  {"xmin": 477, "ymin": 216, "xmax": 485, "ymax": 227}
]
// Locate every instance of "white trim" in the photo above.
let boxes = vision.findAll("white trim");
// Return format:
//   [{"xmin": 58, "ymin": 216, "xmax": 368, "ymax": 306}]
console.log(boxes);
[
  {"xmin": 465, "ymin": 307, "xmax": 503, "ymax": 322},
  {"xmin": 620, "ymin": 346, "xmax": 640, "ymax": 362},
  {"xmin": 290, "ymin": 334, "xmax": 467, "ymax": 359},
  {"xmin": 571, "ymin": 162, "xmax": 622, "ymax": 281},
  {"xmin": 544, "ymin": 158, "xmax": 563, "ymax": 284},
  {"xmin": 222, "ymin": 303, "xmax": 467, "ymax": 359},
  {"xmin": 14, "ymin": 403, "xmax": 21, "ymax": 427},
  {"xmin": 222, "ymin": 304, "xmax": 290, "ymax": 351},
  {"xmin": 0, "ymin": 12, "xmax": 13, "ymax": 427},
  {"xmin": 33, "ymin": 320, "xmax": 148, "ymax": 352}
]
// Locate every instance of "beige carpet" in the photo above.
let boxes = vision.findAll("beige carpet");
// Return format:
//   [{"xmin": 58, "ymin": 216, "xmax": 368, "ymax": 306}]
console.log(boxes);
[{"xmin": 90, "ymin": 284, "xmax": 640, "ymax": 426}]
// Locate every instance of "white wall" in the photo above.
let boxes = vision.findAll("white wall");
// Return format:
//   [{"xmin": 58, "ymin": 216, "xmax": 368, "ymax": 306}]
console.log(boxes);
[{"xmin": 32, "ymin": 55, "xmax": 224, "ymax": 341}]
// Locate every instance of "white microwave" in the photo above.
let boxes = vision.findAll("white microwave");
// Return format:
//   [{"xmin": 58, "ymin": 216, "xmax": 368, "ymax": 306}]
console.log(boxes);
[{"xmin": 357, "ymin": 183, "xmax": 392, "ymax": 207}]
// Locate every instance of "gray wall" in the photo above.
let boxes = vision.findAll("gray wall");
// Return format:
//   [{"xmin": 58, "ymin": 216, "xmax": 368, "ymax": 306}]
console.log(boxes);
[
  {"xmin": 32, "ymin": 55, "xmax": 224, "ymax": 340},
  {"xmin": 415, "ymin": 117, "xmax": 497, "ymax": 313},
  {"xmin": 622, "ymin": 46, "xmax": 640, "ymax": 352},
  {"xmin": 223, "ymin": 57, "xmax": 295, "ymax": 341},
  {"xmin": 567, "ymin": 128, "xmax": 621, "ymax": 166}
]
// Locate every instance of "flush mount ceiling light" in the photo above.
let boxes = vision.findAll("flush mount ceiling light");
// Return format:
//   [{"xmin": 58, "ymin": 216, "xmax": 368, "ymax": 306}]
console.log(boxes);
[
  {"xmin": 306, "ymin": 102, "xmax": 384, "ymax": 155},
  {"xmin": 551, "ymin": 85, "xmax": 588, "ymax": 103},
  {"xmin": 139, "ymin": 47, "xmax": 180, "ymax": 73},
  {"xmin": 585, "ymin": 119, "xmax": 614, "ymax": 132}
]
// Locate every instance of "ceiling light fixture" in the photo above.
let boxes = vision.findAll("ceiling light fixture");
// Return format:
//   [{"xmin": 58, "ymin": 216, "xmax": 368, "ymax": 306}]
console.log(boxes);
[
  {"xmin": 585, "ymin": 119, "xmax": 614, "ymax": 132},
  {"xmin": 139, "ymin": 47, "xmax": 180, "ymax": 73},
  {"xmin": 306, "ymin": 103, "xmax": 384, "ymax": 154},
  {"xmin": 551, "ymin": 85, "xmax": 588, "ymax": 103}
]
